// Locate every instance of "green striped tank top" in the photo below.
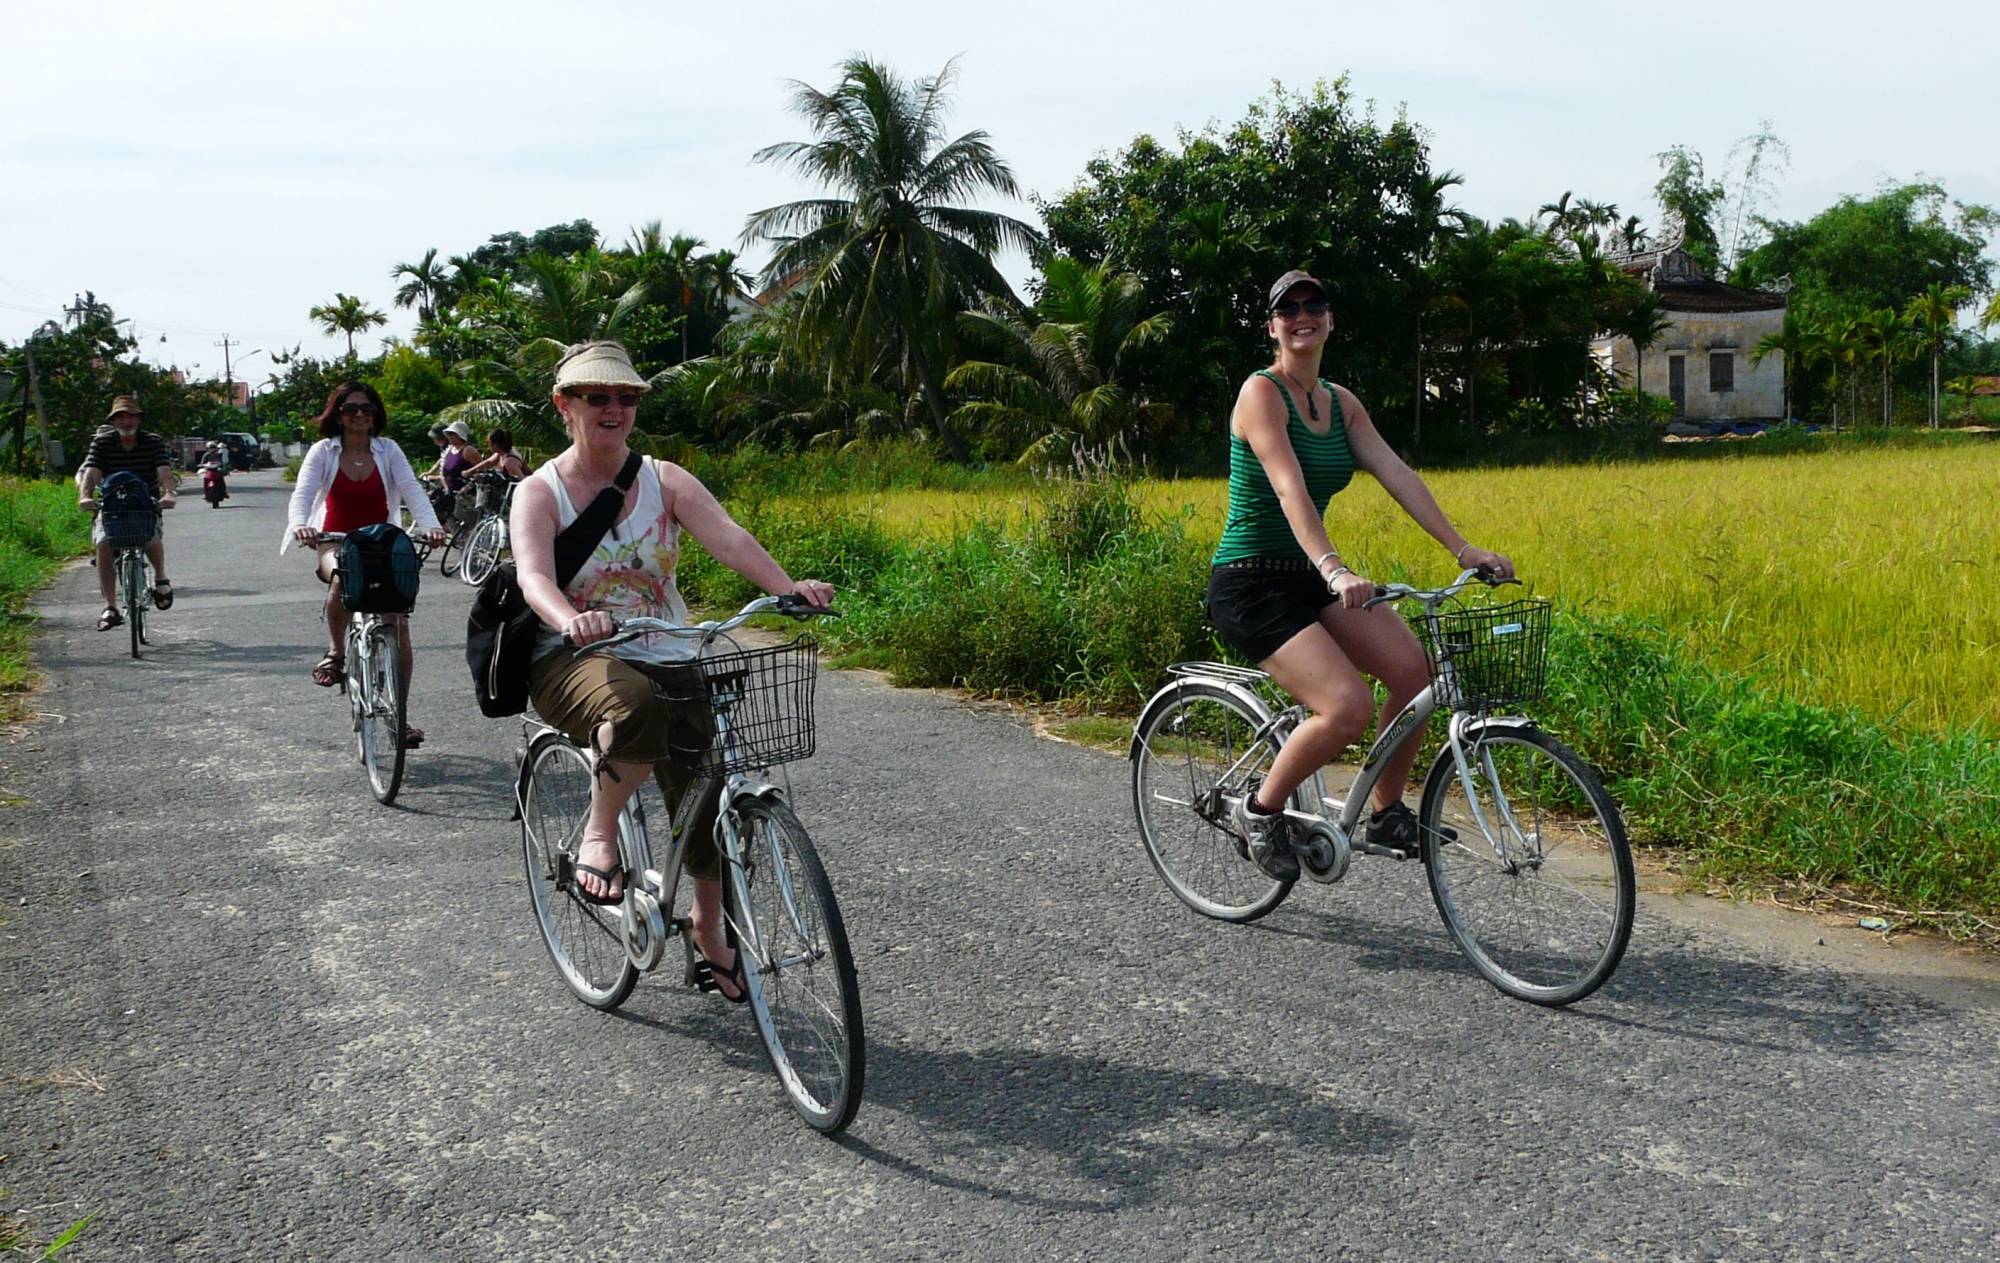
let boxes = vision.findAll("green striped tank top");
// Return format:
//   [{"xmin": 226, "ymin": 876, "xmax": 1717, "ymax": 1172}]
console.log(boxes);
[{"xmin": 1212, "ymin": 370, "xmax": 1356, "ymax": 565}]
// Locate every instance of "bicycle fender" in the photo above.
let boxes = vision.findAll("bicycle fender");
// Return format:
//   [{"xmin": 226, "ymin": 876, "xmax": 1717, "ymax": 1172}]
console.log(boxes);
[{"xmin": 1129, "ymin": 675, "xmax": 1274, "ymax": 761}]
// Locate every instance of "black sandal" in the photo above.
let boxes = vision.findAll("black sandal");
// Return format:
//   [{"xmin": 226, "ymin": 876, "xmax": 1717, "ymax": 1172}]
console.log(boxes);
[
  {"xmin": 151, "ymin": 580, "xmax": 174, "ymax": 610},
  {"xmin": 97, "ymin": 607, "xmax": 123, "ymax": 631},
  {"xmin": 311, "ymin": 653, "xmax": 343, "ymax": 687},
  {"xmin": 570, "ymin": 860, "xmax": 627, "ymax": 907},
  {"xmin": 686, "ymin": 925, "xmax": 749, "ymax": 1004}
]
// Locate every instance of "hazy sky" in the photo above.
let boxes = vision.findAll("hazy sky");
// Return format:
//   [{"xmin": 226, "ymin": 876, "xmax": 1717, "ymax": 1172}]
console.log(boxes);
[{"xmin": 5, "ymin": 0, "xmax": 1994, "ymax": 373}]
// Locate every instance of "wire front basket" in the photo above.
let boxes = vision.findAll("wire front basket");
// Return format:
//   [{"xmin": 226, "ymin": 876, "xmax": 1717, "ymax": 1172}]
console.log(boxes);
[
  {"xmin": 675, "ymin": 636, "xmax": 820, "ymax": 776},
  {"xmin": 1414, "ymin": 597, "xmax": 1552, "ymax": 711},
  {"xmin": 100, "ymin": 507, "xmax": 157, "ymax": 550}
]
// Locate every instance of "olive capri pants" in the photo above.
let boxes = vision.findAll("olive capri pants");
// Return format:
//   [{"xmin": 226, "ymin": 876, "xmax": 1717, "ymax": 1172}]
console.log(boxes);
[{"xmin": 528, "ymin": 645, "xmax": 722, "ymax": 880}]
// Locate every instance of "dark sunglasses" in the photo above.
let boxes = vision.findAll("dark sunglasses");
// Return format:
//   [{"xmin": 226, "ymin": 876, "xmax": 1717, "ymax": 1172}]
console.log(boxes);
[
  {"xmin": 571, "ymin": 391, "xmax": 641, "ymax": 409},
  {"xmin": 338, "ymin": 401, "xmax": 376, "ymax": 416},
  {"xmin": 1271, "ymin": 299, "xmax": 1331, "ymax": 318}
]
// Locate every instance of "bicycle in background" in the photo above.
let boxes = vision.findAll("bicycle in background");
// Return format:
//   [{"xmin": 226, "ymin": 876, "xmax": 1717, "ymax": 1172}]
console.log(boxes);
[{"xmin": 1130, "ymin": 569, "xmax": 1634, "ymax": 1006}]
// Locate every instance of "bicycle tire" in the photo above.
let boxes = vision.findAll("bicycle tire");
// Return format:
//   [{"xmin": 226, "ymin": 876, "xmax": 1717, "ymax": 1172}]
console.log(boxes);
[
  {"xmin": 1419, "ymin": 722, "xmax": 1634, "ymax": 1005},
  {"xmin": 359, "ymin": 625, "xmax": 407, "ymax": 804},
  {"xmin": 520, "ymin": 733, "xmax": 638, "ymax": 1010},
  {"xmin": 461, "ymin": 515, "xmax": 503, "ymax": 587},
  {"xmin": 438, "ymin": 520, "xmax": 469, "ymax": 578},
  {"xmin": 122, "ymin": 551, "xmax": 146, "ymax": 659},
  {"xmin": 1131, "ymin": 678, "xmax": 1296, "ymax": 922},
  {"xmin": 725, "ymin": 797, "xmax": 864, "ymax": 1133}
]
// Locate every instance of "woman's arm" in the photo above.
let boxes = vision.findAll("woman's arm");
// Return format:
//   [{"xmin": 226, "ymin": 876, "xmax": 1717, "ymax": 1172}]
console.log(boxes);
[
  {"xmin": 662, "ymin": 462, "xmax": 826, "ymax": 601},
  {"xmin": 463, "ymin": 452, "xmax": 501, "ymax": 475},
  {"xmin": 510, "ymin": 475, "xmax": 602, "ymax": 640},
  {"xmin": 1336, "ymin": 386, "xmax": 1512, "ymax": 578},
  {"xmin": 282, "ymin": 441, "xmax": 332, "ymax": 551},
  {"xmin": 378, "ymin": 440, "xmax": 443, "ymax": 535}
]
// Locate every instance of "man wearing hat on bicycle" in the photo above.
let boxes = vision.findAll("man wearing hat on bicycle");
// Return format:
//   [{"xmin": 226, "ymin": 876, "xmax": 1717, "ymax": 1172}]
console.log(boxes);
[{"xmin": 78, "ymin": 396, "xmax": 176, "ymax": 631}]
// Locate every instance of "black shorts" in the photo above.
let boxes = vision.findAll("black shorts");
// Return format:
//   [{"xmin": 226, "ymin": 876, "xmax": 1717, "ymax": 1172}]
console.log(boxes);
[{"xmin": 1206, "ymin": 561, "xmax": 1336, "ymax": 663}]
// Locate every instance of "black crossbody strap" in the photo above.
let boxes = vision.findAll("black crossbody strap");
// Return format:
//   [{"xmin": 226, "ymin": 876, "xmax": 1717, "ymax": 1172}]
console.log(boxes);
[{"xmin": 551, "ymin": 450, "xmax": 645, "ymax": 590}]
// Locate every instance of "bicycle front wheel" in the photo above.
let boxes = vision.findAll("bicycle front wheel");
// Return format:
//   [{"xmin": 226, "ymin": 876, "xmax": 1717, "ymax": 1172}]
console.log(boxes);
[
  {"xmin": 1419, "ymin": 723, "xmax": 1634, "ymax": 1005},
  {"xmin": 726, "ymin": 798, "xmax": 863, "ymax": 1134},
  {"xmin": 520, "ymin": 734, "xmax": 638, "ymax": 1009},
  {"xmin": 438, "ymin": 521, "xmax": 469, "ymax": 578},
  {"xmin": 461, "ymin": 516, "xmax": 504, "ymax": 587},
  {"xmin": 122, "ymin": 551, "xmax": 147, "ymax": 659},
  {"xmin": 1130, "ymin": 679, "xmax": 1294, "ymax": 922},
  {"xmin": 359, "ymin": 625, "xmax": 407, "ymax": 803}
]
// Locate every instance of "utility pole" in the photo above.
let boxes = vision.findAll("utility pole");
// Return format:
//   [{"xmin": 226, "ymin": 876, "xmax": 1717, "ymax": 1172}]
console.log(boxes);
[{"xmin": 215, "ymin": 335, "xmax": 240, "ymax": 407}]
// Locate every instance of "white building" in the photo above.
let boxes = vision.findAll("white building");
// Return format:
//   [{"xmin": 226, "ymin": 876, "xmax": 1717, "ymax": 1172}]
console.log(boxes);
[{"xmin": 1592, "ymin": 246, "xmax": 1789, "ymax": 422}]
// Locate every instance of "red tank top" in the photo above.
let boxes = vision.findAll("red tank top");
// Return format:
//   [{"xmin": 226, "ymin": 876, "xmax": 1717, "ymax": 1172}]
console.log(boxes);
[{"xmin": 323, "ymin": 464, "xmax": 388, "ymax": 534}]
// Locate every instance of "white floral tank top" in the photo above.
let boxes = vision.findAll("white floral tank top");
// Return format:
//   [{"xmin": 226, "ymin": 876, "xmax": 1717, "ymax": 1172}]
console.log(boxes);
[{"xmin": 531, "ymin": 457, "xmax": 695, "ymax": 664}]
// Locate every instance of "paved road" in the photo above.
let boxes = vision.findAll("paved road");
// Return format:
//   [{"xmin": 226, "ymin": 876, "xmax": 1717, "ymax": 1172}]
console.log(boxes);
[{"xmin": 3, "ymin": 472, "xmax": 1997, "ymax": 1262}]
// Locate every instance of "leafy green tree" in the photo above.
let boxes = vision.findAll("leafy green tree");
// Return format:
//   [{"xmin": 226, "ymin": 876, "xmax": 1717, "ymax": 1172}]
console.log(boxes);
[
  {"xmin": 390, "ymin": 248, "xmax": 447, "ymax": 322},
  {"xmin": 1855, "ymin": 307, "xmax": 1919, "ymax": 425},
  {"xmin": 1750, "ymin": 311, "xmax": 1813, "ymax": 422},
  {"xmin": 743, "ymin": 55, "xmax": 1043, "ymax": 463},
  {"xmin": 1652, "ymin": 145, "xmax": 1726, "ymax": 274},
  {"xmin": 944, "ymin": 256, "xmax": 1172, "ymax": 463},
  {"xmin": 1902, "ymin": 282, "xmax": 1973, "ymax": 427},
  {"xmin": 1734, "ymin": 183, "xmax": 1997, "ymax": 324},
  {"xmin": 1609, "ymin": 290, "xmax": 1673, "ymax": 416},
  {"xmin": 309, "ymin": 293, "xmax": 388, "ymax": 361}
]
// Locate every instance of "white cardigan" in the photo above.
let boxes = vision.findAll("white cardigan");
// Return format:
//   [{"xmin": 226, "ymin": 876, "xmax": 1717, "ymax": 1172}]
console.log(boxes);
[{"xmin": 280, "ymin": 436, "xmax": 441, "ymax": 554}]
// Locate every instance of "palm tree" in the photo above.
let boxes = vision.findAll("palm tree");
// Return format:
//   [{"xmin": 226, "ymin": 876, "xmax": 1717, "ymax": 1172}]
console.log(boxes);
[
  {"xmin": 308, "ymin": 293, "xmax": 388, "ymax": 360},
  {"xmin": 1615, "ymin": 215, "xmax": 1650, "ymax": 253},
  {"xmin": 1408, "ymin": 169, "xmax": 1467, "ymax": 452},
  {"xmin": 390, "ymin": 248, "xmax": 447, "ymax": 323},
  {"xmin": 943, "ymin": 256, "xmax": 1172, "ymax": 463},
  {"xmin": 1856, "ymin": 307, "xmax": 1917, "ymax": 426},
  {"xmin": 1609, "ymin": 291, "xmax": 1673, "ymax": 416},
  {"xmin": 1750, "ymin": 311, "xmax": 1812, "ymax": 422},
  {"xmin": 1983, "ymin": 290, "xmax": 2000, "ymax": 332},
  {"xmin": 741, "ymin": 55, "xmax": 1045, "ymax": 462},
  {"xmin": 1902, "ymin": 283, "xmax": 1972, "ymax": 428}
]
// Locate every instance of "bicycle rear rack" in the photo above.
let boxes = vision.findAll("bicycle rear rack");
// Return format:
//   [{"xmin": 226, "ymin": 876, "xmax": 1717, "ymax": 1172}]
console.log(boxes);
[{"xmin": 1164, "ymin": 661, "xmax": 1270, "ymax": 687}]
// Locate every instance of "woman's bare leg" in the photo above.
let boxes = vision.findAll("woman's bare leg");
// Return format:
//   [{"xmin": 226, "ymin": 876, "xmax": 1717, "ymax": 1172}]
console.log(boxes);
[
  {"xmin": 1254, "ymin": 623, "xmax": 1375, "ymax": 810},
  {"xmin": 1318, "ymin": 604, "xmax": 1432, "ymax": 810},
  {"xmin": 577, "ymin": 724, "xmax": 648, "ymax": 901}
]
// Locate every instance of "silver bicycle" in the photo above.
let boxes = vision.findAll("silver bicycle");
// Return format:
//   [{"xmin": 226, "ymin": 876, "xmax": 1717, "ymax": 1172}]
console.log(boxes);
[
  {"xmin": 458, "ymin": 475, "xmax": 514, "ymax": 587},
  {"xmin": 1130, "ymin": 569, "xmax": 1634, "ymax": 1005},
  {"xmin": 319, "ymin": 531, "xmax": 429, "ymax": 806},
  {"xmin": 515, "ymin": 594, "xmax": 864, "ymax": 1132}
]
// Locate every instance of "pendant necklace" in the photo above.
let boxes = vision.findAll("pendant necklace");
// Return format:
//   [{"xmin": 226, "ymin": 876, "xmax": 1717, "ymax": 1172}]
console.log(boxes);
[{"xmin": 1280, "ymin": 367, "xmax": 1320, "ymax": 422}]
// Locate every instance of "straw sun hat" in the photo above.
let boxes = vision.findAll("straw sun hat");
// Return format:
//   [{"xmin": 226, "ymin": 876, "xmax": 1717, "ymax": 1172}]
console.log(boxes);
[{"xmin": 553, "ymin": 341, "xmax": 649, "ymax": 393}]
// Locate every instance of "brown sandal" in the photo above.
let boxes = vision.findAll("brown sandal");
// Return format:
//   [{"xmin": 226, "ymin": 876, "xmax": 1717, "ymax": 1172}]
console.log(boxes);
[{"xmin": 311, "ymin": 652, "xmax": 343, "ymax": 687}]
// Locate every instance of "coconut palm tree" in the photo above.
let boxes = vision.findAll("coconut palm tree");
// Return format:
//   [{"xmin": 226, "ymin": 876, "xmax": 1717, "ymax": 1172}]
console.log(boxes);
[
  {"xmin": 1750, "ymin": 311, "xmax": 1812, "ymax": 422},
  {"xmin": 1608, "ymin": 291, "xmax": 1673, "ymax": 416},
  {"xmin": 1983, "ymin": 290, "xmax": 2000, "ymax": 332},
  {"xmin": 390, "ymin": 248, "xmax": 448, "ymax": 322},
  {"xmin": 1856, "ymin": 307, "xmax": 1917, "ymax": 426},
  {"xmin": 741, "ymin": 55, "xmax": 1045, "ymax": 462},
  {"xmin": 943, "ymin": 256, "xmax": 1171, "ymax": 463},
  {"xmin": 308, "ymin": 293, "xmax": 388, "ymax": 361},
  {"xmin": 1902, "ymin": 283, "xmax": 1972, "ymax": 428}
]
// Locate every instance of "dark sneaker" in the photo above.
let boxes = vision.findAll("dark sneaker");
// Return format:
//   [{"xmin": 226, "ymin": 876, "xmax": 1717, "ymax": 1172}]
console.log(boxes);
[
  {"xmin": 1363, "ymin": 801, "xmax": 1451, "ymax": 857},
  {"xmin": 1231, "ymin": 796, "xmax": 1300, "ymax": 881}
]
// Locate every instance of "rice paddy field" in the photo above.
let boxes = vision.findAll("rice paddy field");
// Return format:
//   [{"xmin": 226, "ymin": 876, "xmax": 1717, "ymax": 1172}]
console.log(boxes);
[{"xmin": 805, "ymin": 443, "xmax": 2000, "ymax": 736}]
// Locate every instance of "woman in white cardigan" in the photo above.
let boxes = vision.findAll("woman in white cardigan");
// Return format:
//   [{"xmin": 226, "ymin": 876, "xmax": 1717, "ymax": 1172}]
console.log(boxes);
[{"xmin": 283, "ymin": 382, "xmax": 446, "ymax": 734}]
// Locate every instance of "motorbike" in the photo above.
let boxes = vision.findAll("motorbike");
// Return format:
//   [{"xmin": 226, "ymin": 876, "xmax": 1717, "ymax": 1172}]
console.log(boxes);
[{"xmin": 200, "ymin": 462, "xmax": 229, "ymax": 508}]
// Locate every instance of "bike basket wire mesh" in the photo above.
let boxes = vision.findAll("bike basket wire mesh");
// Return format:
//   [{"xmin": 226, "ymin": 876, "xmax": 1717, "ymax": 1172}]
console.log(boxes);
[
  {"xmin": 1415, "ymin": 597, "xmax": 1553, "ymax": 709},
  {"xmin": 100, "ymin": 507, "xmax": 158, "ymax": 549},
  {"xmin": 669, "ymin": 636, "xmax": 820, "ymax": 775}
]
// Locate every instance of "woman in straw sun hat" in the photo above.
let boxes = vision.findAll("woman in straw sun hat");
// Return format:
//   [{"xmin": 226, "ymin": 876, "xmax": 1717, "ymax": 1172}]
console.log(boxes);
[{"xmin": 511, "ymin": 341, "xmax": 835, "ymax": 1003}]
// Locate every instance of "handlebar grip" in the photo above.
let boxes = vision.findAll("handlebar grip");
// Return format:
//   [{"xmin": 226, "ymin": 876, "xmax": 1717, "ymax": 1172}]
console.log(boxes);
[
  {"xmin": 776, "ymin": 593, "xmax": 840, "ymax": 618},
  {"xmin": 562, "ymin": 615, "xmax": 626, "ymax": 648}
]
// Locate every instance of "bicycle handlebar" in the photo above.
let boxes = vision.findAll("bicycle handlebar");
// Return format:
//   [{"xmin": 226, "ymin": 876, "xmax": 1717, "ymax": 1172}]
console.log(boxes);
[
  {"xmin": 569, "ymin": 593, "xmax": 840, "ymax": 656},
  {"xmin": 1361, "ymin": 567, "xmax": 1521, "ymax": 611},
  {"xmin": 309, "ymin": 529, "xmax": 439, "ymax": 559}
]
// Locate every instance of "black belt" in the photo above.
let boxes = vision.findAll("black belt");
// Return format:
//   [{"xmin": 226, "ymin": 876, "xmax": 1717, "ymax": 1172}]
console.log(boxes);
[{"xmin": 1214, "ymin": 557, "xmax": 1313, "ymax": 573}]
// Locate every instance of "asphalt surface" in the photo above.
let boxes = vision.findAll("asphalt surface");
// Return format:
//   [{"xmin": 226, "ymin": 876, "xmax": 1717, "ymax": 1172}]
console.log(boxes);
[{"xmin": 3, "ymin": 471, "xmax": 1997, "ymax": 1262}]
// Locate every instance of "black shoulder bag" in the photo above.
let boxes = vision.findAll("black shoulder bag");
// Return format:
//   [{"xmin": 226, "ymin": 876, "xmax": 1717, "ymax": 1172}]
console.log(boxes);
[{"xmin": 466, "ymin": 451, "xmax": 643, "ymax": 718}]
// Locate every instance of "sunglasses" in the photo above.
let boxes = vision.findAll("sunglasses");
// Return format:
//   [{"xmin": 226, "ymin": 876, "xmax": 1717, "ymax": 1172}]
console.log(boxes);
[
  {"xmin": 571, "ymin": 391, "xmax": 641, "ymax": 409},
  {"xmin": 1271, "ymin": 299, "xmax": 1330, "ymax": 318},
  {"xmin": 338, "ymin": 401, "xmax": 376, "ymax": 416}
]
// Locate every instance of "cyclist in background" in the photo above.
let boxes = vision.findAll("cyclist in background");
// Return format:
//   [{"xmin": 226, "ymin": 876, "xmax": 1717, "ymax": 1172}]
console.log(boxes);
[
  {"xmin": 78, "ymin": 396, "xmax": 176, "ymax": 631},
  {"xmin": 1207, "ymin": 270, "xmax": 1512, "ymax": 880}
]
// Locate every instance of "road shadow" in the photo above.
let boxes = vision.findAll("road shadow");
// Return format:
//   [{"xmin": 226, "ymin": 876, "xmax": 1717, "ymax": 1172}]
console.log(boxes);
[
  {"xmin": 1262, "ymin": 899, "xmax": 1943, "ymax": 1059},
  {"xmin": 608, "ymin": 1001, "xmax": 1405, "ymax": 1214}
]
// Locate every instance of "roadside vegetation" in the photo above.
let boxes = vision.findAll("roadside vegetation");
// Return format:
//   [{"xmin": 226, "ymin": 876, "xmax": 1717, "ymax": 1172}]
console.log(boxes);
[{"xmin": 0, "ymin": 479, "xmax": 90, "ymax": 724}]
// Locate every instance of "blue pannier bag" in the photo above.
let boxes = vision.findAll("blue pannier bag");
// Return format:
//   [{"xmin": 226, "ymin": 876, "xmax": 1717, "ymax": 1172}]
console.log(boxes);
[
  {"xmin": 98, "ymin": 471, "xmax": 157, "ymax": 549},
  {"xmin": 339, "ymin": 523, "xmax": 420, "ymax": 614}
]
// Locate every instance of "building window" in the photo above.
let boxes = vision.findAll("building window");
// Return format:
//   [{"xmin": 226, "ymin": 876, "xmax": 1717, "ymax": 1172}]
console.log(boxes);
[{"xmin": 1710, "ymin": 351, "xmax": 1735, "ymax": 393}]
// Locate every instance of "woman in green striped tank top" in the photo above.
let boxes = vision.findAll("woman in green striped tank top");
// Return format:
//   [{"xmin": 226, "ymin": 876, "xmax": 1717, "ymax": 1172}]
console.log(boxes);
[{"xmin": 1207, "ymin": 271, "xmax": 1514, "ymax": 881}]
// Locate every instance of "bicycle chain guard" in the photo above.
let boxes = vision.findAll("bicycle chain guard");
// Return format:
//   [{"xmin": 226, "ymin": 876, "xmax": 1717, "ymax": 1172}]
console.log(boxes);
[
  {"xmin": 625, "ymin": 888, "xmax": 666, "ymax": 972},
  {"xmin": 1297, "ymin": 819, "xmax": 1351, "ymax": 885}
]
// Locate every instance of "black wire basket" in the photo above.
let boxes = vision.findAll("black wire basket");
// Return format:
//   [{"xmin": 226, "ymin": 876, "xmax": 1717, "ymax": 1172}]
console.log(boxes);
[
  {"xmin": 100, "ymin": 507, "xmax": 158, "ymax": 550},
  {"xmin": 1413, "ymin": 597, "xmax": 1553, "ymax": 710},
  {"xmin": 674, "ymin": 636, "xmax": 820, "ymax": 776}
]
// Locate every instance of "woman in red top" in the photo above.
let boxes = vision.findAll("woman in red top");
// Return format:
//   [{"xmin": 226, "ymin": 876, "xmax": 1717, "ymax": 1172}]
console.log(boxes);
[{"xmin": 284, "ymin": 383, "xmax": 445, "ymax": 736}]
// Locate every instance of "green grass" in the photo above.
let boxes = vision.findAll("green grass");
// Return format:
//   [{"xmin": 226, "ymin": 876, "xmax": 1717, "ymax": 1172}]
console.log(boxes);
[
  {"xmin": 0, "ymin": 478, "xmax": 93, "ymax": 723},
  {"xmin": 683, "ymin": 453, "xmax": 2000, "ymax": 939}
]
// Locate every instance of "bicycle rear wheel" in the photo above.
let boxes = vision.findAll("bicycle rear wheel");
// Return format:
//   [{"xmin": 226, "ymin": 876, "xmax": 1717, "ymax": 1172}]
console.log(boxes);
[
  {"xmin": 521, "ymin": 734, "xmax": 638, "ymax": 1009},
  {"xmin": 461, "ymin": 516, "xmax": 503, "ymax": 586},
  {"xmin": 725, "ymin": 798, "xmax": 863, "ymax": 1133},
  {"xmin": 1130, "ymin": 679, "xmax": 1294, "ymax": 922},
  {"xmin": 359, "ymin": 625, "xmax": 407, "ymax": 804},
  {"xmin": 1419, "ymin": 722, "xmax": 1634, "ymax": 1005}
]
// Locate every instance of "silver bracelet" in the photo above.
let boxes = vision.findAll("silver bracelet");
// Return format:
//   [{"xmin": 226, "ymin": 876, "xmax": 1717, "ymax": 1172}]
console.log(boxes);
[
  {"xmin": 1453, "ymin": 542, "xmax": 1474, "ymax": 565},
  {"xmin": 1325, "ymin": 565, "xmax": 1353, "ymax": 591},
  {"xmin": 1313, "ymin": 549, "xmax": 1341, "ymax": 574}
]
